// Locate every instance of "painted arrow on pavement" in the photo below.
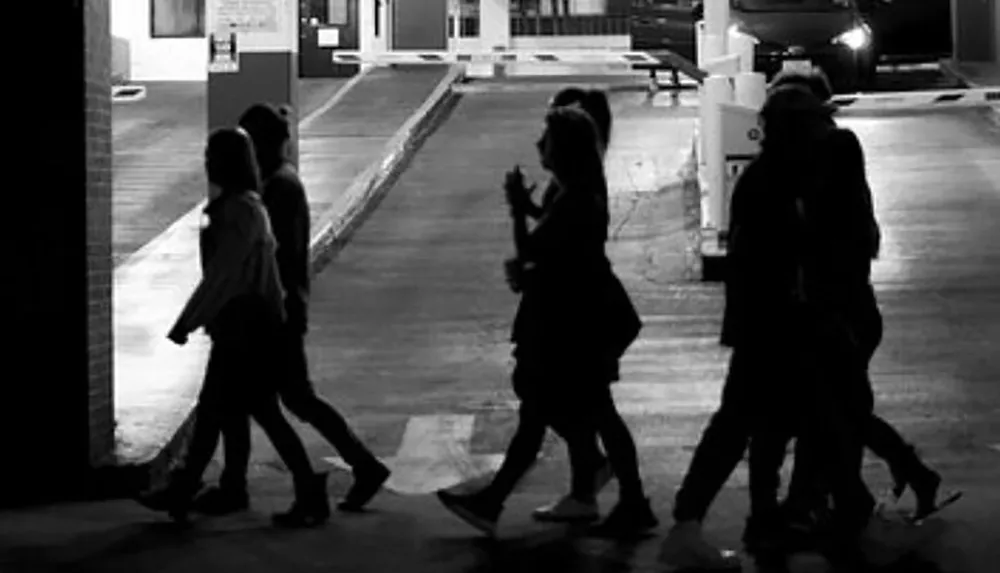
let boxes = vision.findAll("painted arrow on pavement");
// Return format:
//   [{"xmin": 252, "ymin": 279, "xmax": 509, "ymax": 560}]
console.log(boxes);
[{"xmin": 325, "ymin": 414, "xmax": 504, "ymax": 495}]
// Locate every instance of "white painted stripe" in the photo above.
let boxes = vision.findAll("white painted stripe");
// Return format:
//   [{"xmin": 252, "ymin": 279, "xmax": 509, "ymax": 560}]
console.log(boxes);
[
  {"xmin": 990, "ymin": 444, "xmax": 1000, "ymax": 453},
  {"xmin": 325, "ymin": 415, "xmax": 504, "ymax": 494}
]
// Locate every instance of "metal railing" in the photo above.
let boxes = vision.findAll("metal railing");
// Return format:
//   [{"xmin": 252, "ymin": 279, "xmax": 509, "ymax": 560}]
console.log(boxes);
[{"xmin": 511, "ymin": 14, "xmax": 631, "ymax": 36}]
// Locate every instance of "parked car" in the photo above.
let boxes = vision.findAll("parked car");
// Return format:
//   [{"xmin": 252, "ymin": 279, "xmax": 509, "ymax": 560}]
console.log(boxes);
[
  {"xmin": 631, "ymin": 0, "xmax": 950, "ymax": 93},
  {"xmin": 728, "ymin": 0, "xmax": 880, "ymax": 92},
  {"xmin": 631, "ymin": 0, "xmax": 699, "ymax": 62}
]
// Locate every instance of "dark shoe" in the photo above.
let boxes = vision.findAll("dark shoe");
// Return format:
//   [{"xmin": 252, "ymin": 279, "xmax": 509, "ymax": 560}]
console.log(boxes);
[
  {"xmin": 437, "ymin": 490, "xmax": 502, "ymax": 537},
  {"xmin": 590, "ymin": 497, "xmax": 659, "ymax": 538},
  {"xmin": 191, "ymin": 486, "xmax": 250, "ymax": 516},
  {"xmin": 659, "ymin": 521, "xmax": 743, "ymax": 571},
  {"xmin": 272, "ymin": 472, "xmax": 331, "ymax": 528},
  {"xmin": 135, "ymin": 480, "xmax": 200, "ymax": 523},
  {"xmin": 338, "ymin": 461, "xmax": 390, "ymax": 512},
  {"xmin": 742, "ymin": 510, "xmax": 786, "ymax": 557}
]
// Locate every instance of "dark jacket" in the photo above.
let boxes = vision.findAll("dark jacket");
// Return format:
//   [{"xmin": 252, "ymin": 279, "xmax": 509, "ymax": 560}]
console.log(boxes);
[
  {"xmin": 720, "ymin": 123, "xmax": 881, "ymax": 351},
  {"xmin": 260, "ymin": 163, "xmax": 311, "ymax": 334},
  {"xmin": 170, "ymin": 191, "xmax": 286, "ymax": 341},
  {"xmin": 511, "ymin": 182, "xmax": 640, "ymax": 381}
]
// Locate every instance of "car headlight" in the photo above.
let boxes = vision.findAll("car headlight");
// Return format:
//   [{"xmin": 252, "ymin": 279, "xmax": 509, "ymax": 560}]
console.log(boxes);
[{"xmin": 834, "ymin": 25, "xmax": 870, "ymax": 51}]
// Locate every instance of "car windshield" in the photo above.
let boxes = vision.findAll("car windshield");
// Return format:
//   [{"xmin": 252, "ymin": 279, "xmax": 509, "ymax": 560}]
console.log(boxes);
[{"xmin": 733, "ymin": 0, "xmax": 853, "ymax": 12}]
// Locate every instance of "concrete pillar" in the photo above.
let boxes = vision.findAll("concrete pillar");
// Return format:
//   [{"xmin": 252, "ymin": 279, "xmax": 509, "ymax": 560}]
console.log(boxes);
[
  {"xmin": 473, "ymin": 0, "xmax": 511, "ymax": 77},
  {"xmin": 206, "ymin": 0, "xmax": 299, "ymax": 165},
  {"xmin": 5, "ymin": 0, "xmax": 115, "ymax": 507}
]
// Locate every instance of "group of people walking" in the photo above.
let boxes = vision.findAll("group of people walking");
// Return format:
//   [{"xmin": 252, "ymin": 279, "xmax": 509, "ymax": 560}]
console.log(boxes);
[{"xmin": 136, "ymin": 68, "xmax": 959, "ymax": 570}]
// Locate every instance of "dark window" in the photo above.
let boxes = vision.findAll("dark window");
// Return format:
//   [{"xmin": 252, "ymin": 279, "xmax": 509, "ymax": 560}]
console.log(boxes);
[{"xmin": 151, "ymin": 0, "xmax": 206, "ymax": 38}]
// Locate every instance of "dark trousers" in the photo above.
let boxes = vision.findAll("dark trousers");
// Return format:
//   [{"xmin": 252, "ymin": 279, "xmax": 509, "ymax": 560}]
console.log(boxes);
[
  {"xmin": 482, "ymin": 360, "xmax": 644, "ymax": 505},
  {"xmin": 176, "ymin": 335, "xmax": 315, "ymax": 494},
  {"xmin": 673, "ymin": 338, "xmax": 874, "ymax": 525},
  {"xmin": 218, "ymin": 330, "xmax": 379, "ymax": 491},
  {"xmin": 672, "ymin": 347, "xmax": 759, "ymax": 523}
]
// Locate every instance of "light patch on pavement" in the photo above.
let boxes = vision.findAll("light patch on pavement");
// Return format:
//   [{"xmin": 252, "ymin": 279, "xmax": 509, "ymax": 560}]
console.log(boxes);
[
  {"xmin": 326, "ymin": 415, "xmax": 503, "ymax": 495},
  {"xmin": 990, "ymin": 444, "xmax": 1000, "ymax": 454},
  {"xmin": 612, "ymin": 381, "xmax": 722, "ymax": 416}
]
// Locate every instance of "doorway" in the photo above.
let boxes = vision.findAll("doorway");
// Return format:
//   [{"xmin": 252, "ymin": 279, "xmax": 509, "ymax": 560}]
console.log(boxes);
[
  {"xmin": 299, "ymin": 0, "xmax": 361, "ymax": 77},
  {"xmin": 392, "ymin": 0, "xmax": 448, "ymax": 50}
]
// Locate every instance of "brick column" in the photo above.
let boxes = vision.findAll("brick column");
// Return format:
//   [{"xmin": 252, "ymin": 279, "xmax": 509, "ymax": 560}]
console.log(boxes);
[{"xmin": 3, "ymin": 0, "xmax": 114, "ymax": 507}]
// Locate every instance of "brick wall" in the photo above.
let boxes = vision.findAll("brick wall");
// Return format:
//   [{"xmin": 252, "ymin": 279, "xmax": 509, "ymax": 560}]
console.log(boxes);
[
  {"xmin": 0, "ymin": 0, "xmax": 115, "ymax": 506},
  {"xmin": 85, "ymin": 0, "xmax": 115, "ymax": 467}
]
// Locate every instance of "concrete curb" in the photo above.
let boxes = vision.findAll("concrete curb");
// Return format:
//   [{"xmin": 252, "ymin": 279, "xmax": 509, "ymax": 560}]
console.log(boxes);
[{"xmin": 136, "ymin": 66, "xmax": 466, "ymax": 494}]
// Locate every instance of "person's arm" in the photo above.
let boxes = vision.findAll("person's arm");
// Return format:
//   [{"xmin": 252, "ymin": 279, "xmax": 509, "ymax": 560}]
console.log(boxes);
[
  {"xmin": 838, "ymin": 129, "xmax": 880, "ymax": 260},
  {"xmin": 169, "ymin": 198, "xmax": 261, "ymax": 340},
  {"xmin": 265, "ymin": 175, "xmax": 311, "ymax": 330}
]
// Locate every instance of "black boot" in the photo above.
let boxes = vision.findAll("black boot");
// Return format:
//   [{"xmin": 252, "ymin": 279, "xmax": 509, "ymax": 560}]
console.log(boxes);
[
  {"xmin": 191, "ymin": 485, "xmax": 250, "ymax": 515},
  {"xmin": 272, "ymin": 472, "xmax": 331, "ymax": 528},
  {"xmin": 338, "ymin": 461, "xmax": 390, "ymax": 512},
  {"xmin": 135, "ymin": 474, "xmax": 201, "ymax": 523}
]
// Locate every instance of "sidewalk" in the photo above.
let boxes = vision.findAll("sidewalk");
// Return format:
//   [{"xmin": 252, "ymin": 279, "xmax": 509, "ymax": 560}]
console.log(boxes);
[{"xmin": 112, "ymin": 65, "xmax": 462, "ymax": 477}]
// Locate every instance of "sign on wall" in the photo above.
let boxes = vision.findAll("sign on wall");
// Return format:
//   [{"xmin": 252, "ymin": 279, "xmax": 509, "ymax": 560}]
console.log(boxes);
[
  {"xmin": 208, "ymin": 32, "xmax": 240, "ymax": 73},
  {"xmin": 213, "ymin": 0, "xmax": 281, "ymax": 34}
]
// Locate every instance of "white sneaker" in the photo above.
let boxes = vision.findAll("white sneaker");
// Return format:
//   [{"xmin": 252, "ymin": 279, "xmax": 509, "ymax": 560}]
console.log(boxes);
[
  {"xmin": 658, "ymin": 521, "xmax": 743, "ymax": 571},
  {"xmin": 531, "ymin": 496, "xmax": 600, "ymax": 522}
]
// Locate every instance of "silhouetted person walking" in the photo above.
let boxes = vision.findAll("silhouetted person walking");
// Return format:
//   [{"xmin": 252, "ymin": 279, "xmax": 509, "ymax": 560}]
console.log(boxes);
[
  {"xmin": 188, "ymin": 105, "xmax": 390, "ymax": 521},
  {"xmin": 438, "ymin": 106, "xmax": 655, "ymax": 537},
  {"xmin": 137, "ymin": 127, "xmax": 328, "ymax": 526},
  {"xmin": 751, "ymin": 70, "xmax": 959, "ymax": 531}
]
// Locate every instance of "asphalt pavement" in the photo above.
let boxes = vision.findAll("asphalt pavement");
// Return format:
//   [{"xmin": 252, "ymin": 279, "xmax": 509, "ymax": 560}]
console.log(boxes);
[
  {"xmin": 111, "ymin": 79, "xmax": 349, "ymax": 266},
  {"xmin": 3, "ymin": 81, "xmax": 999, "ymax": 573}
]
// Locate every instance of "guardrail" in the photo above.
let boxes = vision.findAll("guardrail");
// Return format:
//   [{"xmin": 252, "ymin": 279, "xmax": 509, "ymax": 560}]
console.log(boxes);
[{"xmin": 331, "ymin": 49, "xmax": 709, "ymax": 84}]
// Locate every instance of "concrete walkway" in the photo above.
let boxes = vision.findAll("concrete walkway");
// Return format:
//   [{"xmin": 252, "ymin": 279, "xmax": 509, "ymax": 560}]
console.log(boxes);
[{"xmin": 112, "ymin": 66, "xmax": 459, "ymax": 468}]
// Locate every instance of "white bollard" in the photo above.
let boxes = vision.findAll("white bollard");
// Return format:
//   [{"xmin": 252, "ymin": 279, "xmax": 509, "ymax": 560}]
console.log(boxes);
[
  {"xmin": 734, "ymin": 71, "xmax": 768, "ymax": 109},
  {"xmin": 704, "ymin": 0, "xmax": 731, "ymax": 38},
  {"xmin": 728, "ymin": 29, "xmax": 757, "ymax": 74},
  {"xmin": 701, "ymin": 74, "xmax": 735, "ymax": 232},
  {"xmin": 702, "ymin": 32, "xmax": 728, "ymax": 68}
]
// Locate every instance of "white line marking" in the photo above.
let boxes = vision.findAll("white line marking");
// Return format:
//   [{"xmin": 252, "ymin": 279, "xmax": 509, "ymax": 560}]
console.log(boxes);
[
  {"xmin": 325, "ymin": 415, "xmax": 504, "ymax": 495},
  {"xmin": 990, "ymin": 444, "xmax": 1000, "ymax": 454}
]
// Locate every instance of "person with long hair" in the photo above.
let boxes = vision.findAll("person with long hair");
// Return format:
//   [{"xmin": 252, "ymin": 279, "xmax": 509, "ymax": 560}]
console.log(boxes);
[
  {"xmin": 187, "ymin": 104, "xmax": 390, "ymax": 520},
  {"xmin": 503, "ymin": 88, "xmax": 619, "ymax": 525},
  {"xmin": 438, "ymin": 106, "xmax": 656, "ymax": 537},
  {"xmin": 136, "ymin": 127, "xmax": 329, "ymax": 527}
]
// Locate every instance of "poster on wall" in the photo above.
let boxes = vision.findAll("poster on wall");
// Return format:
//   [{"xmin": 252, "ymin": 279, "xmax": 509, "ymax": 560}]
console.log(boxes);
[
  {"xmin": 212, "ymin": 0, "xmax": 282, "ymax": 34},
  {"xmin": 208, "ymin": 32, "xmax": 240, "ymax": 73}
]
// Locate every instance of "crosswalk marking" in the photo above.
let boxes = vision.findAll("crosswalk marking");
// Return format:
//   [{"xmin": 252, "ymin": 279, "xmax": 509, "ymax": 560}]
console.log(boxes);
[{"xmin": 325, "ymin": 415, "xmax": 503, "ymax": 495}]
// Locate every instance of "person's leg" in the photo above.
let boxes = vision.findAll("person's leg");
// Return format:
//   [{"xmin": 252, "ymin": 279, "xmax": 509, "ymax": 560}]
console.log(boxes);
[
  {"xmin": 437, "ymin": 399, "xmax": 549, "ymax": 535},
  {"xmin": 577, "ymin": 383, "xmax": 658, "ymax": 536},
  {"xmin": 249, "ymin": 390, "xmax": 331, "ymax": 527},
  {"xmin": 190, "ymin": 406, "xmax": 252, "ymax": 515},
  {"xmin": 276, "ymin": 331, "xmax": 388, "ymax": 511},
  {"xmin": 529, "ymin": 414, "xmax": 608, "ymax": 523},
  {"xmin": 866, "ymin": 413, "xmax": 942, "ymax": 511},
  {"xmin": 672, "ymin": 348, "xmax": 755, "ymax": 523},
  {"xmin": 137, "ymin": 343, "xmax": 232, "ymax": 519},
  {"xmin": 659, "ymin": 348, "xmax": 753, "ymax": 570}
]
